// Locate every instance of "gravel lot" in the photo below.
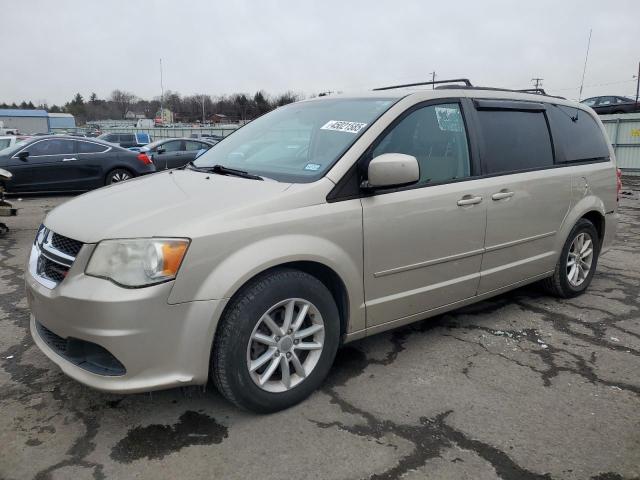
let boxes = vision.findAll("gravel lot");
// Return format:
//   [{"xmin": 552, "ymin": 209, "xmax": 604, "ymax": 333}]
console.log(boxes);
[{"xmin": 1, "ymin": 185, "xmax": 639, "ymax": 480}]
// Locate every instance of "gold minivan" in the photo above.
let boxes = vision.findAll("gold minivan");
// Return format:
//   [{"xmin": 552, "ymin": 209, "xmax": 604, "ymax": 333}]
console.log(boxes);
[{"xmin": 26, "ymin": 80, "xmax": 619, "ymax": 412}]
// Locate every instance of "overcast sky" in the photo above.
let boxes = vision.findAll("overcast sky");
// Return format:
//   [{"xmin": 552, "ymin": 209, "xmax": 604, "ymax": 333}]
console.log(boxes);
[{"xmin": 2, "ymin": 0, "xmax": 639, "ymax": 105}]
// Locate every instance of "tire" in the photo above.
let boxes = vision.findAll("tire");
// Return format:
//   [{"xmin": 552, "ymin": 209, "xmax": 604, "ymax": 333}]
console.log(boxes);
[
  {"xmin": 542, "ymin": 218, "xmax": 600, "ymax": 298},
  {"xmin": 105, "ymin": 168, "xmax": 133, "ymax": 185},
  {"xmin": 211, "ymin": 268, "xmax": 340, "ymax": 413}
]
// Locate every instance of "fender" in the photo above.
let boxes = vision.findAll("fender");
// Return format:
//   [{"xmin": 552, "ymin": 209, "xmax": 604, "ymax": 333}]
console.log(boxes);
[
  {"xmin": 554, "ymin": 193, "xmax": 606, "ymax": 261},
  {"xmin": 168, "ymin": 233, "xmax": 366, "ymax": 335}
]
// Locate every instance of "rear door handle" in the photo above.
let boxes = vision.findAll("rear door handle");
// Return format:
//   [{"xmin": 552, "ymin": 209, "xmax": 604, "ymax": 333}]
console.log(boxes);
[
  {"xmin": 62, "ymin": 157, "xmax": 78, "ymax": 162},
  {"xmin": 457, "ymin": 195, "xmax": 483, "ymax": 206},
  {"xmin": 491, "ymin": 191, "xmax": 514, "ymax": 201}
]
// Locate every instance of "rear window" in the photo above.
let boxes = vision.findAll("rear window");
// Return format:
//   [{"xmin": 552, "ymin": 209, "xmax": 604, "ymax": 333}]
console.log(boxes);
[
  {"xmin": 546, "ymin": 105, "xmax": 610, "ymax": 162},
  {"xmin": 477, "ymin": 110, "xmax": 554, "ymax": 174}
]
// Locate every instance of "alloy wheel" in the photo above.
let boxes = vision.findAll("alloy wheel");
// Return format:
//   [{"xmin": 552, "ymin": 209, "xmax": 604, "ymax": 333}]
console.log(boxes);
[
  {"xmin": 566, "ymin": 232, "xmax": 594, "ymax": 287},
  {"xmin": 246, "ymin": 298, "xmax": 325, "ymax": 393}
]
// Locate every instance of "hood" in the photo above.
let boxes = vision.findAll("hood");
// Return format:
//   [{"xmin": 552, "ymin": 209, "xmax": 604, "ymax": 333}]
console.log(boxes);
[{"xmin": 44, "ymin": 170, "xmax": 295, "ymax": 243}]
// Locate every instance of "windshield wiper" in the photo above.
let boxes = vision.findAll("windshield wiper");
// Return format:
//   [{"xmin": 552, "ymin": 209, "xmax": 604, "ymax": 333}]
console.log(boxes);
[
  {"xmin": 207, "ymin": 164, "xmax": 263, "ymax": 180},
  {"xmin": 185, "ymin": 162, "xmax": 263, "ymax": 180}
]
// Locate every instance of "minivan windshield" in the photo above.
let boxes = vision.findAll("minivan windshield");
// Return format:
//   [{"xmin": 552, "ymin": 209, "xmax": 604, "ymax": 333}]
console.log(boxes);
[{"xmin": 193, "ymin": 98, "xmax": 397, "ymax": 182}]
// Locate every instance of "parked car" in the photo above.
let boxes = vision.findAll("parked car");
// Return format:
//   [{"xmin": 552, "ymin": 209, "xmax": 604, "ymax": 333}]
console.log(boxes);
[
  {"xmin": 0, "ymin": 136, "xmax": 18, "ymax": 151},
  {"xmin": 143, "ymin": 138, "xmax": 218, "ymax": 169},
  {"xmin": 190, "ymin": 133, "xmax": 224, "ymax": 141},
  {"xmin": 581, "ymin": 96, "xmax": 640, "ymax": 115},
  {"xmin": 97, "ymin": 132, "xmax": 152, "ymax": 149},
  {"xmin": 26, "ymin": 84, "xmax": 618, "ymax": 413},
  {"xmin": 0, "ymin": 136, "xmax": 155, "ymax": 192}
]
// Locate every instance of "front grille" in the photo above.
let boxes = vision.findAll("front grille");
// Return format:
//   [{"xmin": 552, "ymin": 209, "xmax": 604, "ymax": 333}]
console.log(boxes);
[
  {"xmin": 36, "ymin": 321, "xmax": 126, "ymax": 376},
  {"xmin": 31, "ymin": 226, "xmax": 84, "ymax": 288},
  {"xmin": 51, "ymin": 233, "xmax": 83, "ymax": 257},
  {"xmin": 39, "ymin": 255, "xmax": 68, "ymax": 283}
]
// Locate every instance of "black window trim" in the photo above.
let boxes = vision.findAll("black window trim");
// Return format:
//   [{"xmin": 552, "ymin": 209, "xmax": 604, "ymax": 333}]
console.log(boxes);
[{"xmin": 327, "ymin": 97, "xmax": 480, "ymax": 202}]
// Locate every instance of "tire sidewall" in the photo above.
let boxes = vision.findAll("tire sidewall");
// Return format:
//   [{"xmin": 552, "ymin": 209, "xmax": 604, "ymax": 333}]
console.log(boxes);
[
  {"xmin": 220, "ymin": 271, "xmax": 340, "ymax": 412},
  {"xmin": 558, "ymin": 220, "xmax": 600, "ymax": 296}
]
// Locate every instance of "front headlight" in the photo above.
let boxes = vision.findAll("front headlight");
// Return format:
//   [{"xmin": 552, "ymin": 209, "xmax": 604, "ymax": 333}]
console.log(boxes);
[{"xmin": 86, "ymin": 238, "xmax": 190, "ymax": 287}]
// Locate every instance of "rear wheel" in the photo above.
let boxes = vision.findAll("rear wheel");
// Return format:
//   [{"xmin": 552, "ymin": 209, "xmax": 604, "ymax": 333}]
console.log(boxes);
[
  {"xmin": 542, "ymin": 218, "xmax": 600, "ymax": 298},
  {"xmin": 211, "ymin": 269, "xmax": 340, "ymax": 413},
  {"xmin": 105, "ymin": 168, "xmax": 133, "ymax": 185}
]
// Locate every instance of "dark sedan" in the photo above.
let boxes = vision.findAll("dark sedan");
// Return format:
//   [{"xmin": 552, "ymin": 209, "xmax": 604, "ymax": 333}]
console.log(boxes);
[
  {"xmin": 581, "ymin": 96, "xmax": 640, "ymax": 115},
  {"xmin": 143, "ymin": 138, "xmax": 218, "ymax": 170},
  {"xmin": 0, "ymin": 136, "xmax": 155, "ymax": 193}
]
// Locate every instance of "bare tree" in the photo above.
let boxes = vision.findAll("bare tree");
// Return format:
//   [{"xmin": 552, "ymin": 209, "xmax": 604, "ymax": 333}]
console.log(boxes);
[{"xmin": 110, "ymin": 90, "xmax": 137, "ymax": 119}]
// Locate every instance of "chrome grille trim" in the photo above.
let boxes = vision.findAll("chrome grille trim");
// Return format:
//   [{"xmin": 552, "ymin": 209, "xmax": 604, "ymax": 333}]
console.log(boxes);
[{"xmin": 29, "ymin": 226, "xmax": 83, "ymax": 289}]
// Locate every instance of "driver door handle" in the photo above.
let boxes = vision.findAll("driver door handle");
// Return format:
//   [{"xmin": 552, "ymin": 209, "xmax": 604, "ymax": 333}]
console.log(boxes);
[
  {"xmin": 457, "ymin": 195, "xmax": 483, "ymax": 206},
  {"xmin": 491, "ymin": 190, "xmax": 515, "ymax": 201},
  {"xmin": 62, "ymin": 157, "xmax": 78, "ymax": 162}
]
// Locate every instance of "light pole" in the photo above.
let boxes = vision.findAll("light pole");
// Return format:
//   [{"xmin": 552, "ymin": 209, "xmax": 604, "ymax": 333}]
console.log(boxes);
[{"xmin": 202, "ymin": 95, "xmax": 206, "ymax": 125}]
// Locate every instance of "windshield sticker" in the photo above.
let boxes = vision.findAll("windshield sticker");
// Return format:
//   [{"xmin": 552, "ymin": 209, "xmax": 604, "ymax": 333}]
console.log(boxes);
[
  {"xmin": 304, "ymin": 163, "xmax": 321, "ymax": 171},
  {"xmin": 321, "ymin": 120, "xmax": 367, "ymax": 134}
]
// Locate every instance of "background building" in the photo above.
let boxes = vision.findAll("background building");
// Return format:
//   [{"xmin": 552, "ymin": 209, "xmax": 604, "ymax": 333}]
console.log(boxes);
[
  {"xmin": 48, "ymin": 112, "xmax": 76, "ymax": 130},
  {"xmin": 0, "ymin": 109, "xmax": 49, "ymax": 134}
]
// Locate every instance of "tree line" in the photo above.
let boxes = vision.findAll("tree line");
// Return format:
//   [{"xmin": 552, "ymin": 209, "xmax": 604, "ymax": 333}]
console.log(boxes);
[{"xmin": 0, "ymin": 90, "xmax": 304, "ymax": 124}]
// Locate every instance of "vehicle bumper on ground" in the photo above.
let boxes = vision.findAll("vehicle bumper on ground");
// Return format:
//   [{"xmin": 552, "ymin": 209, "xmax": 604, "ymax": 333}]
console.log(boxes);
[{"xmin": 26, "ymin": 254, "xmax": 226, "ymax": 393}]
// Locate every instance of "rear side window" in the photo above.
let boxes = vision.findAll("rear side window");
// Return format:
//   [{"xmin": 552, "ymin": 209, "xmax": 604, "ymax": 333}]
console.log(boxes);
[
  {"xmin": 78, "ymin": 141, "xmax": 108, "ymax": 153},
  {"xmin": 477, "ymin": 110, "xmax": 553, "ymax": 174},
  {"xmin": 185, "ymin": 141, "xmax": 208, "ymax": 151},
  {"xmin": 546, "ymin": 105, "xmax": 610, "ymax": 162}
]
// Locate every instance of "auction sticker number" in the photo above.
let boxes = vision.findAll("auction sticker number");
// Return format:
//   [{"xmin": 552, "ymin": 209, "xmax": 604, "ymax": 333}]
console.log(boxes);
[{"xmin": 321, "ymin": 120, "xmax": 367, "ymax": 133}]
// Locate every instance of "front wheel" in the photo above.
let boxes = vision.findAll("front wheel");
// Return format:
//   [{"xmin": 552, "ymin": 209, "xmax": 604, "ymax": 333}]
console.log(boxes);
[
  {"xmin": 211, "ymin": 269, "xmax": 340, "ymax": 413},
  {"xmin": 542, "ymin": 218, "xmax": 600, "ymax": 298}
]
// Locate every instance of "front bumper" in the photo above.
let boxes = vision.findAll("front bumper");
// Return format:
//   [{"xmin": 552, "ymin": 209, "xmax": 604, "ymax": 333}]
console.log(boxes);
[{"xmin": 26, "ymin": 245, "xmax": 227, "ymax": 393}]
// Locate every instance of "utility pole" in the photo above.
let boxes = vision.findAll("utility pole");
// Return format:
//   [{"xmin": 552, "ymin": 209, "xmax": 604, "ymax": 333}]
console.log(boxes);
[
  {"xmin": 159, "ymin": 58, "xmax": 164, "ymax": 124},
  {"xmin": 531, "ymin": 77, "xmax": 544, "ymax": 91},
  {"xmin": 430, "ymin": 71, "xmax": 436, "ymax": 89},
  {"xmin": 202, "ymin": 94, "xmax": 206, "ymax": 125},
  {"xmin": 634, "ymin": 61, "xmax": 640, "ymax": 107}
]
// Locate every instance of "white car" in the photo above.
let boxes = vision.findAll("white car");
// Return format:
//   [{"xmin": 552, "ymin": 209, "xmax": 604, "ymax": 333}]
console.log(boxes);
[{"xmin": 0, "ymin": 136, "xmax": 18, "ymax": 151}]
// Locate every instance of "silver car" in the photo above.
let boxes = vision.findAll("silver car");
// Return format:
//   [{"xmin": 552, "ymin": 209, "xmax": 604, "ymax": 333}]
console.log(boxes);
[{"xmin": 26, "ymin": 84, "xmax": 619, "ymax": 412}]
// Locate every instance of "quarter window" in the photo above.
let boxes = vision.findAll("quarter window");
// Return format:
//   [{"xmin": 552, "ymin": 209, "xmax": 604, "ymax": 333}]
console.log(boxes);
[
  {"xmin": 371, "ymin": 103, "xmax": 471, "ymax": 185},
  {"xmin": 546, "ymin": 105, "xmax": 610, "ymax": 162},
  {"xmin": 26, "ymin": 139, "xmax": 75, "ymax": 156},
  {"xmin": 476, "ymin": 110, "xmax": 553, "ymax": 174}
]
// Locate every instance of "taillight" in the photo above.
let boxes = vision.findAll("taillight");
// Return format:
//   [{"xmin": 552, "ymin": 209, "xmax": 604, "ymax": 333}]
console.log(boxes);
[
  {"xmin": 137, "ymin": 152, "xmax": 152, "ymax": 165},
  {"xmin": 616, "ymin": 168, "xmax": 622, "ymax": 202}
]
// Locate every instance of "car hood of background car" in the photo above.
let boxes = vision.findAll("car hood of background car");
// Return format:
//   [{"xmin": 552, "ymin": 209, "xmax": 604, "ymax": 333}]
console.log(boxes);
[{"xmin": 44, "ymin": 169, "xmax": 305, "ymax": 243}]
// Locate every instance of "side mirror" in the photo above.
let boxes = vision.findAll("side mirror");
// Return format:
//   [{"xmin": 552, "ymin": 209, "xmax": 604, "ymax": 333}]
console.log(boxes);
[
  {"xmin": 365, "ymin": 153, "xmax": 419, "ymax": 189},
  {"xmin": 18, "ymin": 151, "xmax": 29, "ymax": 161},
  {"xmin": 157, "ymin": 147, "xmax": 166, "ymax": 154}
]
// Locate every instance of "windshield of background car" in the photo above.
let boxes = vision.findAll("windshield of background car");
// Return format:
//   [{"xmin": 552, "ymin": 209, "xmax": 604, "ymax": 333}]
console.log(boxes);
[{"xmin": 193, "ymin": 98, "xmax": 397, "ymax": 182}]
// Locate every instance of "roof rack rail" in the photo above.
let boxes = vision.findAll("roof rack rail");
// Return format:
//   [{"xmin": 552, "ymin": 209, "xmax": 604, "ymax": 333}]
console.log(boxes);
[
  {"xmin": 515, "ymin": 88, "xmax": 548, "ymax": 95},
  {"xmin": 434, "ymin": 84, "xmax": 565, "ymax": 100},
  {"xmin": 373, "ymin": 78, "xmax": 473, "ymax": 91}
]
